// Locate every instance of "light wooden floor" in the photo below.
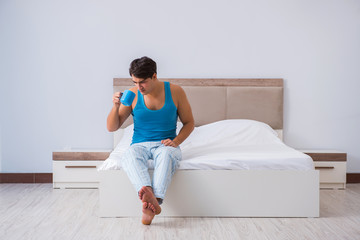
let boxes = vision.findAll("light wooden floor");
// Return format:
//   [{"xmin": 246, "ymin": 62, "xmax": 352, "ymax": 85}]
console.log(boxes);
[{"xmin": 0, "ymin": 184, "xmax": 359, "ymax": 240}]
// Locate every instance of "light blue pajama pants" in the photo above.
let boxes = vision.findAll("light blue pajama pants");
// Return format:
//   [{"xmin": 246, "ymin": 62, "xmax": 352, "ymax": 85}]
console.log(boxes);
[{"xmin": 121, "ymin": 141, "xmax": 182, "ymax": 200}]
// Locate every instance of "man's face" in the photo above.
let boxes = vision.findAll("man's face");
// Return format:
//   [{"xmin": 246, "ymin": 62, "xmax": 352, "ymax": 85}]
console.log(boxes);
[{"xmin": 132, "ymin": 74, "xmax": 156, "ymax": 95}]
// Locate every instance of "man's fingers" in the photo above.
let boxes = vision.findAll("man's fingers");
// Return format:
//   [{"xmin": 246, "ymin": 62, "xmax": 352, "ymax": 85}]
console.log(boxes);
[
  {"xmin": 112, "ymin": 92, "xmax": 121, "ymax": 105},
  {"xmin": 113, "ymin": 98, "xmax": 120, "ymax": 104},
  {"xmin": 161, "ymin": 139, "xmax": 177, "ymax": 147}
]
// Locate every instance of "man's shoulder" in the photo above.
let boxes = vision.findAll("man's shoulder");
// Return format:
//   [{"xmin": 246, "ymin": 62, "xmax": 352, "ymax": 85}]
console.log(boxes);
[
  {"xmin": 169, "ymin": 83, "xmax": 184, "ymax": 93},
  {"xmin": 129, "ymin": 86, "xmax": 137, "ymax": 93},
  {"xmin": 169, "ymin": 83, "xmax": 187, "ymax": 105}
]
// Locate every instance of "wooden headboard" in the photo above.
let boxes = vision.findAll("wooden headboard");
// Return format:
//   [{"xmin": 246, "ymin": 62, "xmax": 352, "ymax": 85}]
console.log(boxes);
[{"xmin": 113, "ymin": 78, "xmax": 283, "ymax": 147}]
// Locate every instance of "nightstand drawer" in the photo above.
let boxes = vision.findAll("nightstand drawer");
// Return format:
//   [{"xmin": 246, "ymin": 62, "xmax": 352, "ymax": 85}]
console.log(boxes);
[
  {"xmin": 53, "ymin": 161, "xmax": 104, "ymax": 188},
  {"xmin": 301, "ymin": 150, "xmax": 347, "ymax": 189},
  {"xmin": 314, "ymin": 161, "xmax": 346, "ymax": 188}
]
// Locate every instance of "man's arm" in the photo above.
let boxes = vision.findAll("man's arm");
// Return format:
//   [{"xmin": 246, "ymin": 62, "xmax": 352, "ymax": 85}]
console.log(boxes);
[
  {"xmin": 106, "ymin": 91, "xmax": 133, "ymax": 132},
  {"xmin": 162, "ymin": 85, "xmax": 194, "ymax": 147}
]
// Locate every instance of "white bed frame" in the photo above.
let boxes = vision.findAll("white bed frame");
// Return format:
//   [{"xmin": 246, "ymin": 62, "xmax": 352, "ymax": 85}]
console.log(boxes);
[{"xmin": 99, "ymin": 78, "xmax": 319, "ymax": 218}]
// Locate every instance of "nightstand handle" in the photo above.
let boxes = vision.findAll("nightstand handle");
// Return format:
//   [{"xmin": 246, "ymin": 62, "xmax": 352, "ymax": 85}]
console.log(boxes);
[
  {"xmin": 315, "ymin": 166, "xmax": 335, "ymax": 170},
  {"xmin": 65, "ymin": 166, "xmax": 97, "ymax": 168}
]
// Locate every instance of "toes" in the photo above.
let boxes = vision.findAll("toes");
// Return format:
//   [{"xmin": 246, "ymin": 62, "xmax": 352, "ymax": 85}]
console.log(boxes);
[
  {"xmin": 148, "ymin": 203, "xmax": 155, "ymax": 212},
  {"xmin": 142, "ymin": 186, "xmax": 149, "ymax": 193},
  {"xmin": 138, "ymin": 186, "xmax": 147, "ymax": 200},
  {"xmin": 147, "ymin": 203, "xmax": 156, "ymax": 213},
  {"xmin": 142, "ymin": 202, "xmax": 156, "ymax": 214}
]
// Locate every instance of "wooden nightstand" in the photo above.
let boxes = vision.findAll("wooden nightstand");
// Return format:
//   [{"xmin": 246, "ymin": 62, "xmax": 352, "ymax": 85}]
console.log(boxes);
[
  {"xmin": 52, "ymin": 149, "xmax": 111, "ymax": 189},
  {"xmin": 300, "ymin": 150, "xmax": 347, "ymax": 189}
]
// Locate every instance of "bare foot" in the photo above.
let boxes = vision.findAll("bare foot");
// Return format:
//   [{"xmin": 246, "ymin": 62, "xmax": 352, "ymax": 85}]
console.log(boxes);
[
  {"xmin": 141, "ymin": 202, "xmax": 155, "ymax": 225},
  {"xmin": 138, "ymin": 186, "xmax": 146, "ymax": 200},
  {"xmin": 140, "ymin": 186, "xmax": 161, "ymax": 215}
]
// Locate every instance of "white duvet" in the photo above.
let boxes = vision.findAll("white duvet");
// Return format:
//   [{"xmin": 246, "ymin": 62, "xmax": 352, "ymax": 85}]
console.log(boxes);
[{"xmin": 98, "ymin": 119, "xmax": 314, "ymax": 171}]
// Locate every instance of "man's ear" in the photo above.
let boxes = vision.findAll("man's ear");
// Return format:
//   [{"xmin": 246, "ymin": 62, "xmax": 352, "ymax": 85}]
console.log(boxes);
[{"xmin": 152, "ymin": 73, "xmax": 157, "ymax": 80}]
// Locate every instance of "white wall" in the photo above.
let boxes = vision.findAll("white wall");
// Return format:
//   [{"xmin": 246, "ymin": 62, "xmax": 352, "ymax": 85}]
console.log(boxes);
[{"xmin": 1, "ymin": 0, "xmax": 359, "ymax": 173}]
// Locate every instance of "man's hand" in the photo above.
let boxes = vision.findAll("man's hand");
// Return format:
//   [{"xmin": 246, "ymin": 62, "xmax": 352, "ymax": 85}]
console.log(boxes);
[
  {"xmin": 112, "ymin": 92, "xmax": 122, "ymax": 107},
  {"xmin": 161, "ymin": 139, "xmax": 178, "ymax": 147}
]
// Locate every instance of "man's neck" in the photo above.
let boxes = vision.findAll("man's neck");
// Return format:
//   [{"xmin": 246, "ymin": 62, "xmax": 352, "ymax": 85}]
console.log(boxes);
[{"xmin": 147, "ymin": 80, "xmax": 163, "ymax": 98}]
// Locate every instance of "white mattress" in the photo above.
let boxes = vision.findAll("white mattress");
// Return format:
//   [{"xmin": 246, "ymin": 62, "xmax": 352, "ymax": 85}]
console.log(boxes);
[
  {"xmin": 98, "ymin": 119, "xmax": 314, "ymax": 171},
  {"xmin": 178, "ymin": 144, "xmax": 313, "ymax": 170}
]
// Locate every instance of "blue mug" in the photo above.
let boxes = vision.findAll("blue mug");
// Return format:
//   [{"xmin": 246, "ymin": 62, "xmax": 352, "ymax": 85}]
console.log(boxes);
[{"xmin": 120, "ymin": 90, "xmax": 135, "ymax": 106}]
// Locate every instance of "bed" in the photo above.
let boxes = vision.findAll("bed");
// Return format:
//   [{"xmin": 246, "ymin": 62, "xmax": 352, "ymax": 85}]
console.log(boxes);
[{"xmin": 98, "ymin": 78, "xmax": 319, "ymax": 217}]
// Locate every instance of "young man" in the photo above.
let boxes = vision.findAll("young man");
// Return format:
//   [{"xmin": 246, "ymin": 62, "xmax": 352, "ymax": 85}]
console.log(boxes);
[{"xmin": 106, "ymin": 56, "xmax": 194, "ymax": 225}]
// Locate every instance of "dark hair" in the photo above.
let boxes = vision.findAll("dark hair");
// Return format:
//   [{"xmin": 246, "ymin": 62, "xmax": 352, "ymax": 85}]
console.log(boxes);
[{"xmin": 129, "ymin": 56, "xmax": 157, "ymax": 79}]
